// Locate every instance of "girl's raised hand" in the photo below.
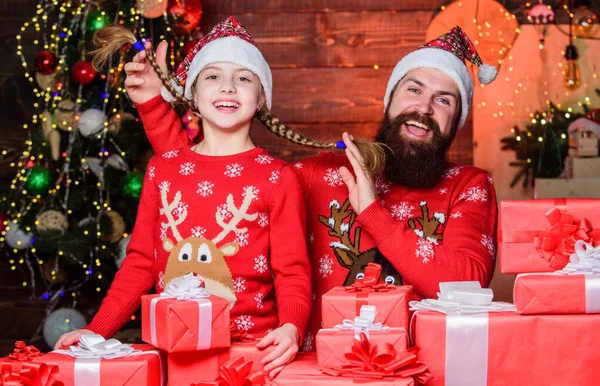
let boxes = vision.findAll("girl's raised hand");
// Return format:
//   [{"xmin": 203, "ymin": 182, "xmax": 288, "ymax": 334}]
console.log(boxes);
[{"xmin": 123, "ymin": 41, "xmax": 169, "ymax": 105}]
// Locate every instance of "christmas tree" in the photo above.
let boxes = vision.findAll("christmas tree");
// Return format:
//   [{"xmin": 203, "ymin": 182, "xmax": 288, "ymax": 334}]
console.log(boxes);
[
  {"xmin": 500, "ymin": 89, "xmax": 600, "ymax": 188},
  {"xmin": 0, "ymin": 0, "xmax": 202, "ymax": 347}
]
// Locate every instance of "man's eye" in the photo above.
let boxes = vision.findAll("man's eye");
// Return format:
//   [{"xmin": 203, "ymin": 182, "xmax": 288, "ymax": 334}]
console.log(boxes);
[
  {"xmin": 439, "ymin": 98, "xmax": 450, "ymax": 105},
  {"xmin": 408, "ymin": 88, "xmax": 420, "ymax": 94}
]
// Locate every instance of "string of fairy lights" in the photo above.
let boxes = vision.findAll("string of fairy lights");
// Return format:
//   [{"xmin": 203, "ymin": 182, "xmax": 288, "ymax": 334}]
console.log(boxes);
[
  {"xmin": 441, "ymin": 1, "xmax": 600, "ymax": 149},
  {"xmin": 0, "ymin": 0, "xmax": 188, "ymax": 316}
]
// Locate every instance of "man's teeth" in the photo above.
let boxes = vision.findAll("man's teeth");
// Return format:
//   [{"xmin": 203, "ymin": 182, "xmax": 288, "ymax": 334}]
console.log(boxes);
[
  {"xmin": 214, "ymin": 101, "xmax": 240, "ymax": 108},
  {"xmin": 405, "ymin": 120, "xmax": 430, "ymax": 131}
]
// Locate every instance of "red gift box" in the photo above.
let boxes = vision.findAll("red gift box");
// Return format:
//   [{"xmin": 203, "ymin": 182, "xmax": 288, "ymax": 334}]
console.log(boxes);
[
  {"xmin": 31, "ymin": 344, "xmax": 165, "ymax": 386},
  {"xmin": 272, "ymin": 353, "xmax": 415, "ymax": 386},
  {"xmin": 316, "ymin": 328, "xmax": 408, "ymax": 370},
  {"xmin": 141, "ymin": 293, "xmax": 230, "ymax": 352},
  {"xmin": 498, "ymin": 199, "xmax": 600, "ymax": 274},
  {"xmin": 413, "ymin": 311, "xmax": 600, "ymax": 386},
  {"xmin": 321, "ymin": 286, "xmax": 414, "ymax": 329},
  {"xmin": 514, "ymin": 273, "xmax": 600, "ymax": 314},
  {"xmin": 168, "ymin": 340, "xmax": 275, "ymax": 385}
]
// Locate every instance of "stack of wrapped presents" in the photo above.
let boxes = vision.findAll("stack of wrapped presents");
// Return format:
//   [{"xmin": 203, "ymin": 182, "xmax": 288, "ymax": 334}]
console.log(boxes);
[
  {"xmin": 2, "ymin": 199, "xmax": 600, "ymax": 385},
  {"xmin": 410, "ymin": 198, "xmax": 600, "ymax": 385}
]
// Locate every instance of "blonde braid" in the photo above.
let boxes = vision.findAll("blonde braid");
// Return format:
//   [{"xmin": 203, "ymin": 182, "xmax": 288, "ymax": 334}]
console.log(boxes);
[
  {"xmin": 256, "ymin": 106, "xmax": 386, "ymax": 177},
  {"xmin": 90, "ymin": 25, "xmax": 197, "ymax": 113}
]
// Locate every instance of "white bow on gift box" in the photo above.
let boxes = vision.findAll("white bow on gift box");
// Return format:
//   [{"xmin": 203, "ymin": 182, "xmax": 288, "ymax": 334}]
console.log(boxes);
[
  {"xmin": 333, "ymin": 305, "xmax": 389, "ymax": 339},
  {"xmin": 557, "ymin": 240, "xmax": 600, "ymax": 275},
  {"xmin": 409, "ymin": 281, "xmax": 515, "ymax": 314},
  {"xmin": 160, "ymin": 273, "xmax": 212, "ymax": 300},
  {"xmin": 62, "ymin": 334, "xmax": 140, "ymax": 359}
]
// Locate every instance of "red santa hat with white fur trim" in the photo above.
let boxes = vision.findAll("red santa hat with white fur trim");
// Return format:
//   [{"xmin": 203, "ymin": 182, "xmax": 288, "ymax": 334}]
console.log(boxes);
[
  {"xmin": 161, "ymin": 16, "xmax": 272, "ymax": 112},
  {"xmin": 383, "ymin": 25, "xmax": 498, "ymax": 130}
]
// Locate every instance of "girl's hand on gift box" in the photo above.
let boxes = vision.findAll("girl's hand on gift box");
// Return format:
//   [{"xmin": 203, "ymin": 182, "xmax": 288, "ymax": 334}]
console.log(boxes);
[
  {"xmin": 124, "ymin": 41, "xmax": 168, "ymax": 105},
  {"xmin": 256, "ymin": 323, "xmax": 300, "ymax": 378},
  {"xmin": 54, "ymin": 329, "xmax": 94, "ymax": 350}
]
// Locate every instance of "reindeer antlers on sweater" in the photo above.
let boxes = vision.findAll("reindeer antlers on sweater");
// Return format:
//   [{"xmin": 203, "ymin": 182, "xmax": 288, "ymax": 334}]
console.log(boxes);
[
  {"xmin": 160, "ymin": 184, "xmax": 187, "ymax": 243},
  {"xmin": 318, "ymin": 199, "xmax": 362, "ymax": 265},
  {"xmin": 407, "ymin": 201, "xmax": 445, "ymax": 245},
  {"xmin": 213, "ymin": 187, "xmax": 258, "ymax": 244}
]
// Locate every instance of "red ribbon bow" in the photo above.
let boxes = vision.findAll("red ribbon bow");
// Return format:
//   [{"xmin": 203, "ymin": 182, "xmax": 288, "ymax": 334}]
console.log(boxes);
[
  {"xmin": 322, "ymin": 332, "xmax": 432, "ymax": 384},
  {"xmin": 192, "ymin": 357, "xmax": 267, "ymax": 386},
  {"xmin": 7, "ymin": 342, "xmax": 42, "ymax": 363},
  {"xmin": 345, "ymin": 263, "xmax": 394, "ymax": 293},
  {"xmin": 0, "ymin": 362, "xmax": 63, "ymax": 386},
  {"xmin": 533, "ymin": 207, "xmax": 595, "ymax": 269},
  {"xmin": 230, "ymin": 321, "xmax": 255, "ymax": 343}
]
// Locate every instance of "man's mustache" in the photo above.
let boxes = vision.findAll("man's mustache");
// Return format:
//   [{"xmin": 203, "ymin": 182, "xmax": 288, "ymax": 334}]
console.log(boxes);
[{"xmin": 390, "ymin": 111, "xmax": 441, "ymax": 137}]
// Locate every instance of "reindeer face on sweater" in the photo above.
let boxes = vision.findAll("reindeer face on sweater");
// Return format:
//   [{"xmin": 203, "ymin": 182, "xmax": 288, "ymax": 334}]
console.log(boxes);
[
  {"xmin": 163, "ymin": 237, "xmax": 239, "ymax": 305},
  {"xmin": 159, "ymin": 185, "xmax": 258, "ymax": 308},
  {"xmin": 318, "ymin": 198, "xmax": 401, "ymax": 286}
]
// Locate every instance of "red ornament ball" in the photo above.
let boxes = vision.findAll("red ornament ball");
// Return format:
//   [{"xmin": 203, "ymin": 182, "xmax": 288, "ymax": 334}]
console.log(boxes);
[
  {"xmin": 168, "ymin": 0, "xmax": 202, "ymax": 35},
  {"xmin": 0, "ymin": 212, "xmax": 7, "ymax": 233},
  {"xmin": 71, "ymin": 61, "xmax": 96, "ymax": 85},
  {"xmin": 35, "ymin": 50, "xmax": 58, "ymax": 75}
]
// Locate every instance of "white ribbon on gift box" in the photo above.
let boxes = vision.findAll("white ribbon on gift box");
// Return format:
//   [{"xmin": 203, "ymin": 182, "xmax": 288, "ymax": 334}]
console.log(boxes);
[
  {"xmin": 409, "ymin": 281, "xmax": 515, "ymax": 386},
  {"xmin": 409, "ymin": 281, "xmax": 515, "ymax": 315},
  {"xmin": 150, "ymin": 273, "xmax": 213, "ymax": 350},
  {"xmin": 333, "ymin": 305, "xmax": 389, "ymax": 339},
  {"xmin": 53, "ymin": 334, "xmax": 165, "ymax": 386}
]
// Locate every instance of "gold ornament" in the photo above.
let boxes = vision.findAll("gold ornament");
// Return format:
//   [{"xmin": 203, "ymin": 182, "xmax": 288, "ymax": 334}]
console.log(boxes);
[
  {"xmin": 35, "ymin": 72, "xmax": 56, "ymax": 91},
  {"xmin": 108, "ymin": 111, "xmax": 135, "ymax": 134},
  {"xmin": 43, "ymin": 257, "xmax": 68, "ymax": 284},
  {"xmin": 54, "ymin": 99, "xmax": 76, "ymax": 131},
  {"xmin": 137, "ymin": 0, "xmax": 168, "ymax": 19},
  {"xmin": 36, "ymin": 210, "xmax": 69, "ymax": 233},
  {"xmin": 100, "ymin": 211, "xmax": 126, "ymax": 243}
]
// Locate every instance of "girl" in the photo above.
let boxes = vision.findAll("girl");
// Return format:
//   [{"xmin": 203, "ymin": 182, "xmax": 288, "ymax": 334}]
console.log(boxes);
[{"xmin": 55, "ymin": 16, "xmax": 336, "ymax": 377}]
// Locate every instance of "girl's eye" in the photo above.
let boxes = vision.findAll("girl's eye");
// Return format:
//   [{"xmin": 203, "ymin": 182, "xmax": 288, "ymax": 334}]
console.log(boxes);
[
  {"xmin": 205, "ymin": 75, "xmax": 218, "ymax": 80},
  {"xmin": 239, "ymin": 77, "xmax": 251, "ymax": 82}
]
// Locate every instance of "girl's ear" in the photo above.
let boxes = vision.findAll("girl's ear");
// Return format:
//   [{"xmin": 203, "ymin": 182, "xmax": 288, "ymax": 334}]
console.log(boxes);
[{"xmin": 257, "ymin": 89, "xmax": 266, "ymax": 111}]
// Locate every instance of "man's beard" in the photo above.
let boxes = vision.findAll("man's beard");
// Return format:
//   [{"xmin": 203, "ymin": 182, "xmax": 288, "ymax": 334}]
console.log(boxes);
[{"xmin": 374, "ymin": 111, "xmax": 455, "ymax": 189}]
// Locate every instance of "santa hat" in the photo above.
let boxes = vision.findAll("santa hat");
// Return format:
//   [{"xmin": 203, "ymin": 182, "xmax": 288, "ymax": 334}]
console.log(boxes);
[
  {"xmin": 161, "ymin": 16, "xmax": 272, "ymax": 110},
  {"xmin": 383, "ymin": 26, "xmax": 498, "ymax": 129}
]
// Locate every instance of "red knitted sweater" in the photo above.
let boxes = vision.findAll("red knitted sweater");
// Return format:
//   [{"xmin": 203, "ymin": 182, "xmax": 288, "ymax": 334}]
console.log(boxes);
[{"xmin": 87, "ymin": 145, "xmax": 312, "ymax": 338}]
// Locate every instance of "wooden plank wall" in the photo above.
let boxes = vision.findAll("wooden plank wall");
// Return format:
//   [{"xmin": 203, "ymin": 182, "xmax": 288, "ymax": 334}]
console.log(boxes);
[{"xmin": 198, "ymin": 0, "xmax": 474, "ymax": 164}]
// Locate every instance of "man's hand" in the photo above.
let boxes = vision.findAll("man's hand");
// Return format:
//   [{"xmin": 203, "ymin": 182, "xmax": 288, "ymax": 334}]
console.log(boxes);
[
  {"xmin": 124, "ymin": 41, "xmax": 169, "ymax": 105},
  {"xmin": 256, "ymin": 323, "xmax": 300, "ymax": 378},
  {"xmin": 338, "ymin": 132, "xmax": 378, "ymax": 214}
]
